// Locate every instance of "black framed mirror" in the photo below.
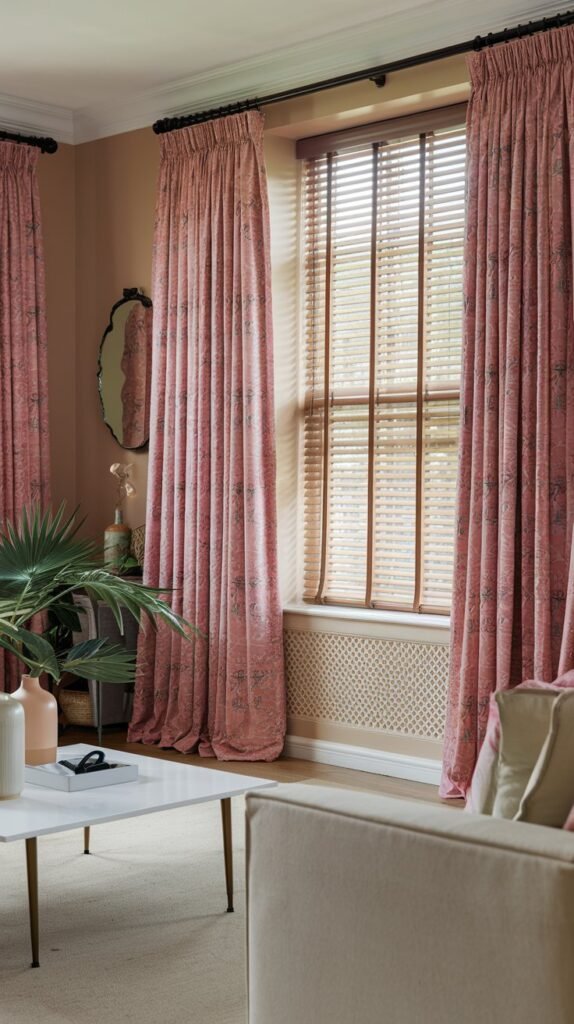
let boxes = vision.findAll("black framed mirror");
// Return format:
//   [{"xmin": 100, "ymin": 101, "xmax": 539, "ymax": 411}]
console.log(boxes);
[{"xmin": 97, "ymin": 288, "xmax": 153, "ymax": 450}]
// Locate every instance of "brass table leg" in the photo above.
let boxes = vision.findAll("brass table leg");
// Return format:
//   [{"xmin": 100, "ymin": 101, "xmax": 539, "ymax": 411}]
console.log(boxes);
[
  {"xmin": 25, "ymin": 837, "xmax": 40, "ymax": 968},
  {"xmin": 84, "ymin": 826, "xmax": 91, "ymax": 855},
  {"xmin": 220, "ymin": 798, "xmax": 234, "ymax": 913}
]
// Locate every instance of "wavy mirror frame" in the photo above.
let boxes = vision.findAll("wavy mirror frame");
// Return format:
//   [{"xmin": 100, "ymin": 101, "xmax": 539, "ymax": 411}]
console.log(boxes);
[{"xmin": 97, "ymin": 287, "xmax": 153, "ymax": 451}]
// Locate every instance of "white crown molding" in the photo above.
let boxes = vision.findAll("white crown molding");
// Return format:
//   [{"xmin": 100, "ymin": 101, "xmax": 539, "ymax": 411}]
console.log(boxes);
[
  {"xmin": 71, "ymin": 0, "xmax": 561, "ymax": 143},
  {"xmin": 0, "ymin": 0, "xmax": 561, "ymax": 145},
  {"xmin": 0, "ymin": 92, "xmax": 74, "ymax": 146},
  {"xmin": 284, "ymin": 734, "xmax": 442, "ymax": 786}
]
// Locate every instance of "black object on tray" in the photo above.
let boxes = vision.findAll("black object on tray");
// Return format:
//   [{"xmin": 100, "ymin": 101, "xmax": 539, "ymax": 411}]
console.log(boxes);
[{"xmin": 58, "ymin": 750, "xmax": 117, "ymax": 774}]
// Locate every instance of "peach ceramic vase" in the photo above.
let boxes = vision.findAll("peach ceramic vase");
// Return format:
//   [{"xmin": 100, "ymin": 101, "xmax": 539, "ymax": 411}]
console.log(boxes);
[
  {"xmin": 12, "ymin": 675, "xmax": 58, "ymax": 765},
  {"xmin": 0, "ymin": 693, "xmax": 25, "ymax": 798}
]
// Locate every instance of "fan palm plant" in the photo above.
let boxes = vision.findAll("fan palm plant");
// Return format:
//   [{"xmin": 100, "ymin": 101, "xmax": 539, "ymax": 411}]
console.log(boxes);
[{"xmin": 0, "ymin": 504, "xmax": 193, "ymax": 683}]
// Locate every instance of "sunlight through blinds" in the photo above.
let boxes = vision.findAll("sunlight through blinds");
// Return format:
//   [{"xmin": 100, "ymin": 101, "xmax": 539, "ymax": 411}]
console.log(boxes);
[{"xmin": 301, "ymin": 107, "xmax": 466, "ymax": 613}]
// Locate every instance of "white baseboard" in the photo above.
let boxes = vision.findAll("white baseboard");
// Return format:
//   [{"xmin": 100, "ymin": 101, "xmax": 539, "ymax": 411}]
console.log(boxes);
[{"xmin": 284, "ymin": 735, "xmax": 441, "ymax": 787}]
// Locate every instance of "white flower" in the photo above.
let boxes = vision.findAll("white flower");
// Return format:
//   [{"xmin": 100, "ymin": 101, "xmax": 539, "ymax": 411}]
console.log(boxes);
[{"xmin": 110, "ymin": 464, "xmax": 136, "ymax": 506}]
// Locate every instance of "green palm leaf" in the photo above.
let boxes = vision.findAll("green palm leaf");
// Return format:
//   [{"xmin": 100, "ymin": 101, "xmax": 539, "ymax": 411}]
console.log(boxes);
[
  {"xmin": 60, "ymin": 639, "xmax": 137, "ymax": 683},
  {"xmin": 0, "ymin": 504, "xmax": 94, "ymax": 592},
  {"xmin": 0, "ymin": 503, "xmax": 196, "ymax": 682},
  {"xmin": 0, "ymin": 623, "xmax": 60, "ymax": 678}
]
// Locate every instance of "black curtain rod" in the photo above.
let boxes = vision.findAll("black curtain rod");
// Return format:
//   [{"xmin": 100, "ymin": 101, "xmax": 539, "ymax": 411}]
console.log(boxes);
[
  {"xmin": 0, "ymin": 127, "xmax": 58, "ymax": 154},
  {"xmin": 153, "ymin": 8, "xmax": 574, "ymax": 135}
]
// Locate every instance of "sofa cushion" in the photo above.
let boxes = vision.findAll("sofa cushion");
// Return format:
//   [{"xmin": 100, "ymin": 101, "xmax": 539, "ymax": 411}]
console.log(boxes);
[
  {"xmin": 492, "ymin": 689, "xmax": 556, "ymax": 820},
  {"xmin": 516, "ymin": 690, "xmax": 574, "ymax": 827},
  {"xmin": 467, "ymin": 673, "xmax": 574, "ymax": 822}
]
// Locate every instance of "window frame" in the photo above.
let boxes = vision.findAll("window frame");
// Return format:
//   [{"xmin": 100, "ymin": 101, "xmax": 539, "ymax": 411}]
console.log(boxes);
[{"xmin": 299, "ymin": 103, "xmax": 467, "ymax": 616}]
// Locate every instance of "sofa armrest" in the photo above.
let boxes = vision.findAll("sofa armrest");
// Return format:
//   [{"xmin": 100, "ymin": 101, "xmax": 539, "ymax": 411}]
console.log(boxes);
[{"xmin": 246, "ymin": 784, "xmax": 574, "ymax": 1024}]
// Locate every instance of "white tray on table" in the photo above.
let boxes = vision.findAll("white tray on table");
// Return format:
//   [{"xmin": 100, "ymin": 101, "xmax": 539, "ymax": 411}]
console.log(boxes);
[{"xmin": 24, "ymin": 758, "xmax": 138, "ymax": 791}]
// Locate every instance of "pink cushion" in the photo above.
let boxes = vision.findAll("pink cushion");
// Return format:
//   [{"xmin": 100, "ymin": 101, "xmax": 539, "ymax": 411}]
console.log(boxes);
[{"xmin": 563, "ymin": 806, "xmax": 574, "ymax": 831}]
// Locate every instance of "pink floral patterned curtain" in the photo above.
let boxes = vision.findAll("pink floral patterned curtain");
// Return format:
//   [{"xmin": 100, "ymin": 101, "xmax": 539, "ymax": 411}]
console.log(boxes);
[
  {"xmin": 441, "ymin": 28, "xmax": 574, "ymax": 798},
  {"xmin": 129, "ymin": 111, "xmax": 286, "ymax": 759},
  {"xmin": 0, "ymin": 142, "xmax": 51, "ymax": 692}
]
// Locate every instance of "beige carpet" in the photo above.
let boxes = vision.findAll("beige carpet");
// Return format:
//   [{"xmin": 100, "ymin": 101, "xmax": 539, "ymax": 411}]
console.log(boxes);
[{"xmin": 0, "ymin": 798, "xmax": 248, "ymax": 1024}]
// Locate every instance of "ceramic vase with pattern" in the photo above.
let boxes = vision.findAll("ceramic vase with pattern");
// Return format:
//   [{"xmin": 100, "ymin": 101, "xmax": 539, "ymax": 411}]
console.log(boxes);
[
  {"xmin": 104, "ymin": 508, "xmax": 132, "ymax": 574},
  {"xmin": 0, "ymin": 693, "xmax": 25, "ymax": 798},
  {"xmin": 12, "ymin": 675, "xmax": 58, "ymax": 765}
]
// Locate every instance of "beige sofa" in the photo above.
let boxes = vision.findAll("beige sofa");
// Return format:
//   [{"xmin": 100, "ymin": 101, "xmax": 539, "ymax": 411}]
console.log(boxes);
[{"xmin": 246, "ymin": 784, "xmax": 574, "ymax": 1024}]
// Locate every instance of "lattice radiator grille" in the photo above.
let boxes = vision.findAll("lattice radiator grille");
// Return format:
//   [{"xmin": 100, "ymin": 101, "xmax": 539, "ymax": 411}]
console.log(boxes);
[{"xmin": 284, "ymin": 628, "xmax": 449, "ymax": 740}]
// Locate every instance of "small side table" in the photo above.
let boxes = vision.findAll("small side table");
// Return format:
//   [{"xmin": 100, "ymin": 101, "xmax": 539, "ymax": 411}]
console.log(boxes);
[{"xmin": 72, "ymin": 595, "xmax": 139, "ymax": 744}]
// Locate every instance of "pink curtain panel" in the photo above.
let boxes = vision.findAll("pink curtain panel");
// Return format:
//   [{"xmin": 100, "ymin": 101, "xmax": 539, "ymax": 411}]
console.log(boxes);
[
  {"xmin": 129, "ymin": 111, "xmax": 286, "ymax": 760},
  {"xmin": 0, "ymin": 142, "xmax": 51, "ymax": 693},
  {"xmin": 441, "ymin": 27, "xmax": 574, "ymax": 798}
]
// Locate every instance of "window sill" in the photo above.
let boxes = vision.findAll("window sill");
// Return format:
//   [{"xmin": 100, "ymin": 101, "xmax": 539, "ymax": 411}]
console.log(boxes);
[{"xmin": 283, "ymin": 602, "xmax": 450, "ymax": 643}]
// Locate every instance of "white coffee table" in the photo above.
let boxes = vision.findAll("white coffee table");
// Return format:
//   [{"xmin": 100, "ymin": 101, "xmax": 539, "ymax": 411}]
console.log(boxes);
[{"xmin": 0, "ymin": 744, "xmax": 276, "ymax": 967}]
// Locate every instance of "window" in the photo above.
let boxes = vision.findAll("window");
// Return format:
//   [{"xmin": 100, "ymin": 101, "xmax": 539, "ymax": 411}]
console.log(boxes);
[{"xmin": 300, "ymin": 105, "xmax": 466, "ymax": 613}]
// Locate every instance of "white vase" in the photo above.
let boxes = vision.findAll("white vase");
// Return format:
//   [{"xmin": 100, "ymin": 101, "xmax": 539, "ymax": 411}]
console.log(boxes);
[{"xmin": 0, "ymin": 693, "xmax": 25, "ymax": 799}]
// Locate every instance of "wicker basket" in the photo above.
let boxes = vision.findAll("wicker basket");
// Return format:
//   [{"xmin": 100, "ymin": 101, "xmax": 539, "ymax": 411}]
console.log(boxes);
[
  {"xmin": 131, "ymin": 524, "xmax": 145, "ymax": 569},
  {"xmin": 59, "ymin": 688, "xmax": 94, "ymax": 727}
]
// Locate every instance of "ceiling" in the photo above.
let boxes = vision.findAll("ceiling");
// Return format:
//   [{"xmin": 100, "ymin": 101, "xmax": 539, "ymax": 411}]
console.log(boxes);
[
  {"xmin": 0, "ymin": 0, "xmax": 562, "ymax": 143},
  {"xmin": 1, "ymin": 0, "xmax": 429, "ymax": 109}
]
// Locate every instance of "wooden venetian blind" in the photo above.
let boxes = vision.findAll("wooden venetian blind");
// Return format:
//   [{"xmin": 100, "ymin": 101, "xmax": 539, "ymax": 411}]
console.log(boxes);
[{"xmin": 301, "ymin": 106, "xmax": 466, "ymax": 613}]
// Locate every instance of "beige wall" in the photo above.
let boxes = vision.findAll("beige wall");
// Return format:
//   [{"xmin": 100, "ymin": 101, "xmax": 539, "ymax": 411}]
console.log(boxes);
[
  {"xmin": 39, "ymin": 130, "xmax": 157, "ymax": 538},
  {"xmin": 74, "ymin": 128, "xmax": 158, "ymax": 540},
  {"xmin": 264, "ymin": 54, "xmax": 468, "ymax": 139},
  {"xmin": 265, "ymin": 134, "xmax": 299, "ymax": 604}
]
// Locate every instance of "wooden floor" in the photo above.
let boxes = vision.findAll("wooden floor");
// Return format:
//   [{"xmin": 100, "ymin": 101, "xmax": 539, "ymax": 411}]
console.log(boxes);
[{"xmin": 60, "ymin": 725, "xmax": 452, "ymax": 807}]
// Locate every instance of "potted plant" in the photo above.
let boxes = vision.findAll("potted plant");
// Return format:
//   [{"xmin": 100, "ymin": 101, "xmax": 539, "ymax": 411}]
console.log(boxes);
[{"xmin": 0, "ymin": 504, "xmax": 191, "ymax": 779}]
